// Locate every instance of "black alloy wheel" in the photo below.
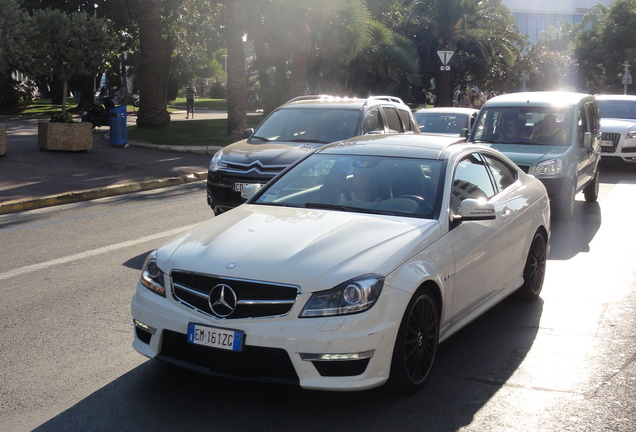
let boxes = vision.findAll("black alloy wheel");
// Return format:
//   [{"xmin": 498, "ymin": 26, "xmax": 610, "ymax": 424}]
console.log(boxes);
[
  {"xmin": 388, "ymin": 288, "xmax": 439, "ymax": 392},
  {"xmin": 518, "ymin": 231, "xmax": 547, "ymax": 300}
]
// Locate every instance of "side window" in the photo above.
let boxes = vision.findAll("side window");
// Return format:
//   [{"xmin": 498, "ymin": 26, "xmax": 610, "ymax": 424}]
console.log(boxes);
[
  {"xmin": 482, "ymin": 154, "xmax": 517, "ymax": 191},
  {"xmin": 577, "ymin": 106, "xmax": 588, "ymax": 146},
  {"xmin": 383, "ymin": 106, "xmax": 403, "ymax": 133},
  {"xmin": 362, "ymin": 107, "xmax": 385, "ymax": 134},
  {"xmin": 397, "ymin": 109, "xmax": 416, "ymax": 132},
  {"xmin": 450, "ymin": 153, "xmax": 496, "ymax": 214}
]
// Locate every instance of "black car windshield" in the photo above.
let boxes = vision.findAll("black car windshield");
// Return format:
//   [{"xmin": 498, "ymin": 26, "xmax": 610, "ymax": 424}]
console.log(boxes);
[
  {"xmin": 597, "ymin": 99, "xmax": 636, "ymax": 120},
  {"xmin": 250, "ymin": 108, "xmax": 361, "ymax": 143},
  {"xmin": 472, "ymin": 107, "xmax": 571, "ymax": 146},
  {"xmin": 254, "ymin": 153, "xmax": 444, "ymax": 219}
]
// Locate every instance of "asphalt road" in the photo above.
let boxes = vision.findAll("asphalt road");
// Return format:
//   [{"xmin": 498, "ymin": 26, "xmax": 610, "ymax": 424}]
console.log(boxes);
[{"xmin": 0, "ymin": 160, "xmax": 634, "ymax": 432}]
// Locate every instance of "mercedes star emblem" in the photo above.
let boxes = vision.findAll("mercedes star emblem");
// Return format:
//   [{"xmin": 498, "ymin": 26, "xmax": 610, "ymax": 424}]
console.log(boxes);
[{"xmin": 208, "ymin": 284, "xmax": 238, "ymax": 318}]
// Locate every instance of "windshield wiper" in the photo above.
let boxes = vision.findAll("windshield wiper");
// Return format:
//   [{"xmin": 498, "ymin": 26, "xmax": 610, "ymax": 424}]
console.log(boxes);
[
  {"xmin": 304, "ymin": 202, "xmax": 399, "ymax": 216},
  {"xmin": 287, "ymin": 138, "xmax": 328, "ymax": 144},
  {"xmin": 251, "ymin": 135, "xmax": 270, "ymax": 142}
]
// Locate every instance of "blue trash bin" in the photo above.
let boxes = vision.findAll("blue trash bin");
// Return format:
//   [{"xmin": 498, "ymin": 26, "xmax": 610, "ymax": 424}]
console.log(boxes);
[{"xmin": 109, "ymin": 105, "xmax": 127, "ymax": 147}]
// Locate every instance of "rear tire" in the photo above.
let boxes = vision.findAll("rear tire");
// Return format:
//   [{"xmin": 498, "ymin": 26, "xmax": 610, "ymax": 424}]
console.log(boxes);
[
  {"xmin": 388, "ymin": 288, "xmax": 439, "ymax": 393},
  {"xmin": 518, "ymin": 231, "xmax": 547, "ymax": 300}
]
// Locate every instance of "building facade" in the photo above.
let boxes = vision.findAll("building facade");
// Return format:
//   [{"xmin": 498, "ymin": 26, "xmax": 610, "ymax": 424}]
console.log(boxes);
[{"xmin": 502, "ymin": 0, "xmax": 614, "ymax": 43}]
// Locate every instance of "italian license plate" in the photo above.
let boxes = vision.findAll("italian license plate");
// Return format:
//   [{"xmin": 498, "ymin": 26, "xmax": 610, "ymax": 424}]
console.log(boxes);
[
  {"xmin": 601, "ymin": 140, "xmax": 615, "ymax": 147},
  {"xmin": 187, "ymin": 323, "xmax": 244, "ymax": 352},
  {"xmin": 233, "ymin": 182, "xmax": 252, "ymax": 192}
]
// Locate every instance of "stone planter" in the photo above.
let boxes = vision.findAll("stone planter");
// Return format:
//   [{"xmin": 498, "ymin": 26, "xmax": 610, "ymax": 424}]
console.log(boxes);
[
  {"xmin": 38, "ymin": 121, "xmax": 92, "ymax": 151},
  {"xmin": 0, "ymin": 124, "xmax": 5, "ymax": 156}
]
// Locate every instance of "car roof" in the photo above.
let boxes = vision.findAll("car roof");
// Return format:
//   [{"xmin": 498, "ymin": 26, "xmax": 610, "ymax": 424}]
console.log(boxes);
[
  {"xmin": 595, "ymin": 94, "xmax": 636, "ymax": 101},
  {"xmin": 280, "ymin": 95, "xmax": 409, "ymax": 110},
  {"xmin": 316, "ymin": 133, "xmax": 476, "ymax": 160},
  {"xmin": 483, "ymin": 91, "xmax": 594, "ymax": 108},
  {"xmin": 414, "ymin": 107, "xmax": 479, "ymax": 114}
]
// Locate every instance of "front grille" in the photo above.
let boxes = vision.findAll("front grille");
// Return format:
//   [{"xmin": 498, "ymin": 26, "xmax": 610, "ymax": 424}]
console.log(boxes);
[
  {"xmin": 171, "ymin": 271, "xmax": 299, "ymax": 319},
  {"xmin": 601, "ymin": 132, "xmax": 620, "ymax": 153},
  {"xmin": 159, "ymin": 330, "xmax": 299, "ymax": 384},
  {"xmin": 601, "ymin": 132, "xmax": 621, "ymax": 143},
  {"xmin": 224, "ymin": 160, "xmax": 287, "ymax": 176}
]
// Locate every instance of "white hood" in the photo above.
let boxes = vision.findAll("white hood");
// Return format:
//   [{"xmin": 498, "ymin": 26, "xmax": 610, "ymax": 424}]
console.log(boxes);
[
  {"xmin": 157, "ymin": 205, "xmax": 441, "ymax": 291},
  {"xmin": 600, "ymin": 118, "xmax": 636, "ymax": 131}
]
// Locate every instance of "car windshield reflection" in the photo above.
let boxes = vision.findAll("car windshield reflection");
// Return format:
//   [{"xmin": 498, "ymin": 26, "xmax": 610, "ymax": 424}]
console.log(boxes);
[{"xmin": 254, "ymin": 154, "xmax": 443, "ymax": 219}]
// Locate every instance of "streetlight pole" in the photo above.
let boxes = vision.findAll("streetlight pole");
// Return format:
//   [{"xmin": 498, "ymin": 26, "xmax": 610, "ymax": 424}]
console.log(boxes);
[{"xmin": 622, "ymin": 61, "xmax": 632, "ymax": 95}]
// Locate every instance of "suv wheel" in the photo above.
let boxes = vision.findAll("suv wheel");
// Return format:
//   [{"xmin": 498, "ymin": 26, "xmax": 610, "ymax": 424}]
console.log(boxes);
[{"xmin": 583, "ymin": 169, "xmax": 599, "ymax": 202}]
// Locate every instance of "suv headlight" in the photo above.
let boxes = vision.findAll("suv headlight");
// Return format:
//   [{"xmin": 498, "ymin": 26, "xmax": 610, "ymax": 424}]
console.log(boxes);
[
  {"xmin": 209, "ymin": 149, "xmax": 227, "ymax": 172},
  {"xmin": 300, "ymin": 275, "xmax": 384, "ymax": 317},
  {"xmin": 535, "ymin": 158, "xmax": 563, "ymax": 176},
  {"xmin": 140, "ymin": 251, "xmax": 166, "ymax": 297},
  {"xmin": 626, "ymin": 130, "xmax": 636, "ymax": 139}
]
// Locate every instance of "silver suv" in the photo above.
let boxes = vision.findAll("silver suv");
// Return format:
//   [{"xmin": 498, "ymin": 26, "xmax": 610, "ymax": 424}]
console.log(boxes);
[{"xmin": 207, "ymin": 95, "xmax": 420, "ymax": 214}]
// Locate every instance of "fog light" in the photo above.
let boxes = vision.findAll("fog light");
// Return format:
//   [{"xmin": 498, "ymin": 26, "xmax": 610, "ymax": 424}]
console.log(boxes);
[
  {"xmin": 133, "ymin": 319, "xmax": 156, "ymax": 335},
  {"xmin": 300, "ymin": 350, "xmax": 374, "ymax": 361}
]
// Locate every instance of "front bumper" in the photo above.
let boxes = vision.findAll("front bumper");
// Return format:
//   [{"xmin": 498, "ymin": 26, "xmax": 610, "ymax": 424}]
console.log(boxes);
[{"xmin": 131, "ymin": 281, "xmax": 405, "ymax": 391}]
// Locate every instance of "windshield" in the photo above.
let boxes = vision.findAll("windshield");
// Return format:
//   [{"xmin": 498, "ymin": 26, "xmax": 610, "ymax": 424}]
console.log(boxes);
[
  {"xmin": 251, "ymin": 108, "xmax": 361, "ymax": 144},
  {"xmin": 472, "ymin": 106, "xmax": 572, "ymax": 146},
  {"xmin": 414, "ymin": 112, "xmax": 469, "ymax": 134},
  {"xmin": 254, "ymin": 153, "xmax": 444, "ymax": 219},
  {"xmin": 597, "ymin": 99, "xmax": 636, "ymax": 120}
]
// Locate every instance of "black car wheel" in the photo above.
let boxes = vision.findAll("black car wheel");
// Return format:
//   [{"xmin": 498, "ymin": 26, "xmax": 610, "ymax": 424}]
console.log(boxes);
[
  {"xmin": 583, "ymin": 169, "xmax": 600, "ymax": 202},
  {"xmin": 388, "ymin": 287, "xmax": 439, "ymax": 393},
  {"xmin": 518, "ymin": 230, "xmax": 547, "ymax": 300}
]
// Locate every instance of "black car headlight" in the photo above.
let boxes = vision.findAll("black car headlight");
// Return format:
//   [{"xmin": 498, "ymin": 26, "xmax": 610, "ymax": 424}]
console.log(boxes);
[
  {"xmin": 209, "ymin": 149, "xmax": 227, "ymax": 172},
  {"xmin": 300, "ymin": 275, "xmax": 384, "ymax": 317},
  {"xmin": 140, "ymin": 250, "xmax": 166, "ymax": 297}
]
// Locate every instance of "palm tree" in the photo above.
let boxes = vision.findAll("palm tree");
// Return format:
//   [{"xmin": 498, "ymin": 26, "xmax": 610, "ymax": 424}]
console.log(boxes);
[
  {"xmin": 136, "ymin": 0, "xmax": 171, "ymax": 128},
  {"xmin": 224, "ymin": 0, "xmax": 247, "ymax": 139},
  {"xmin": 407, "ymin": 0, "xmax": 522, "ymax": 105}
]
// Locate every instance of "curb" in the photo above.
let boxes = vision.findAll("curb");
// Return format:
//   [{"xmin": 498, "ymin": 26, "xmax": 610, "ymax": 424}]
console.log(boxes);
[{"xmin": 0, "ymin": 171, "xmax": 207, "ymax": 215}]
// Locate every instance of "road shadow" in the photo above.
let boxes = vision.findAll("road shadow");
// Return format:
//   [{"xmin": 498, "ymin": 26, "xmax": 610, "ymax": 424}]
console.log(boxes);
[{"xmin": 33, "ymin": 295, "xmax": 542, "ymax": 432}]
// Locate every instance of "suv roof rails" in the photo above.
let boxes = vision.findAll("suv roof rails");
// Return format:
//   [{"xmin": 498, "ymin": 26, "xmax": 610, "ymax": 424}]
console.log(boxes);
[
  {"xmin": 365, "ymin": 96, "xmax": 405, "ymax": 105},
  {"xmin": 285, "ymin": 95, "xmax": 341, "ymax": 104}
]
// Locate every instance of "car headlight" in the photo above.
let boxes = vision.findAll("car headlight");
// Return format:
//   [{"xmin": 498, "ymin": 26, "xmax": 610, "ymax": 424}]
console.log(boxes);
[
  {"xmin": 300, "ymin": 275, "xmax": 384, "ymax": 317},
  {"xmin": 626, "ymin": 130, "xmax": 636, "ymax": 139},
  {"xmin": 140, "ymin": 251, "xmax": 166, "ymax": 297},
  {"xmin": 209, "ymin": 149, "xmax": 227, "ymax": 172},
  {"xmin": 535, "ymin": 158, "xmax": 563, "ymax": 176}
]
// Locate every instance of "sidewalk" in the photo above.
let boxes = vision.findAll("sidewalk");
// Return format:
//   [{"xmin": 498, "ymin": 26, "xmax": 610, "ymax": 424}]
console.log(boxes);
[{"xmin": 0, "ymin": 112, "xmax": 221, "ymax": 215}]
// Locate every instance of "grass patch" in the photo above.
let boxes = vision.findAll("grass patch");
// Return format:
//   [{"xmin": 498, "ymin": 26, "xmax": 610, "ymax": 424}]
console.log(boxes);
[
  {"xmin": 169, "ymin": 98, "xmax": 227, "ymax": 110},
  {"xmin": 127, "ymin": 116, "xmax": 263, "ymax": 147}
]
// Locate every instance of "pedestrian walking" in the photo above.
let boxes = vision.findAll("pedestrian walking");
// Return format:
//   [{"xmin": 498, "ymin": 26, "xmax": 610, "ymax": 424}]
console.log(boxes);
[{"xmin": 186, "ymin": 82, "xmax": 197, "ymax": 119}]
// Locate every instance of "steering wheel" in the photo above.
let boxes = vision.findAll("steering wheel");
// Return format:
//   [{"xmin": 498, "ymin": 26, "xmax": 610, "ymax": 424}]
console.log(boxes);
[{"xmin": 399, "ymin": 195, "xmax": 433, "ymax": 214}]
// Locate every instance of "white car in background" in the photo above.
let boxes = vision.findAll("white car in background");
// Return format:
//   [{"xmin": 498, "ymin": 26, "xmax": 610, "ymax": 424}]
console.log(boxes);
[
  {"xmin": 132, "ymin": 134, "xmax": 550, "ymax": 392},
  {"xmin": 413, "ymin": 107, "xmax": 479, "ymax": 138},
  {"xmin": 596, "ymin": 94, "xmax": 636, "ymax": 162}
]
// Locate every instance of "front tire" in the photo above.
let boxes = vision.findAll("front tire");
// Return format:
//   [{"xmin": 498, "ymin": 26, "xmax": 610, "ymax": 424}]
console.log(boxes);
[
  {"xmin": 518, "ymin": 231, "xmax": 547, "ymax": 300},
  {"xmin": 555, "ymin": 181, "xmax": 575, "ymax": 220},
  {"xmin": 583, "ymin": 169, "xmax": 599, "ymax": 202},
  {"xmin": 388, "ymin": 288, "xmax": 439, "ymax": 393}
]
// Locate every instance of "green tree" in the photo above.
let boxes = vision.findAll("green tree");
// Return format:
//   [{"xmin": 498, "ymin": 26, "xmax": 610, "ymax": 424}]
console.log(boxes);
[
  {"xmin": 404, "ymin": 0, "xmax": 524, "ymax": 105},
  {"xmin": 0, "ymin": 0, "xmax": 32, "ymax": 109},
  {"xmin": 23, "ymin": 8, "xmax": 116, "ymax": 114},
  {"xmin": 574, "ymin": 1, "xmax": 636, "ymax": 93}
]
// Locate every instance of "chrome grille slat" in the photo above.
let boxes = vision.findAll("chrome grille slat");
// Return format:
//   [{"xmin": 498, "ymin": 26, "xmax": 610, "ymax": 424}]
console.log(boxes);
[{"xmin": 171, "ymin": 270, "xmax": 299, "ymax": 319}]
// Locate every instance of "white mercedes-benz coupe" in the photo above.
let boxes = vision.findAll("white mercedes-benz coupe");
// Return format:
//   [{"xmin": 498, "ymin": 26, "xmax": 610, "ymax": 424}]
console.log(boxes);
[{"xmin": 131, "ymin": 134, "xmax": 550, "ymax": 392}]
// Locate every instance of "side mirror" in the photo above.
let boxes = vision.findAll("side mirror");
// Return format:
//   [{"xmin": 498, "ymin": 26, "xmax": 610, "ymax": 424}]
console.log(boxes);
[
  {"xmin": 241, "ymin": 183, "xmax": 263, "ymax": 201},
  {"xmin": 459, "ymin": 198, "xmax": 496, "ymax": 221},
  {"xmin": 243, "ymin": 128, "xmax": 255, "ymax": 139},
  {"xmin": 460, "ymin": 128, "xmax": 469, "ymax": 139},
  {"xmin": 583, "ymin": 131, "xmax": 592, "ymax": 149}
]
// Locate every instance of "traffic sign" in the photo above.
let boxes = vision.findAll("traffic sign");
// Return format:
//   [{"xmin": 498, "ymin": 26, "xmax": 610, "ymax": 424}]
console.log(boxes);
[
  {"xmin": 437, "ymin": 51, "xmax": 454, "ymax": 66},
  {"xmin": 623, "ymin": 71, "xmax": 632, "ymax": 85}
]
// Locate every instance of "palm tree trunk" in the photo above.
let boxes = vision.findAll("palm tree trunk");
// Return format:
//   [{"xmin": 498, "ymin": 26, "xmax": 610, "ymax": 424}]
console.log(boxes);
[
  {"xmin": 136, "ymin": 0, "xmax": 171, "ymax": 128},
  {"xmin": 225, "ymin": 0, "xmax": 248, "ymax": 139}
]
